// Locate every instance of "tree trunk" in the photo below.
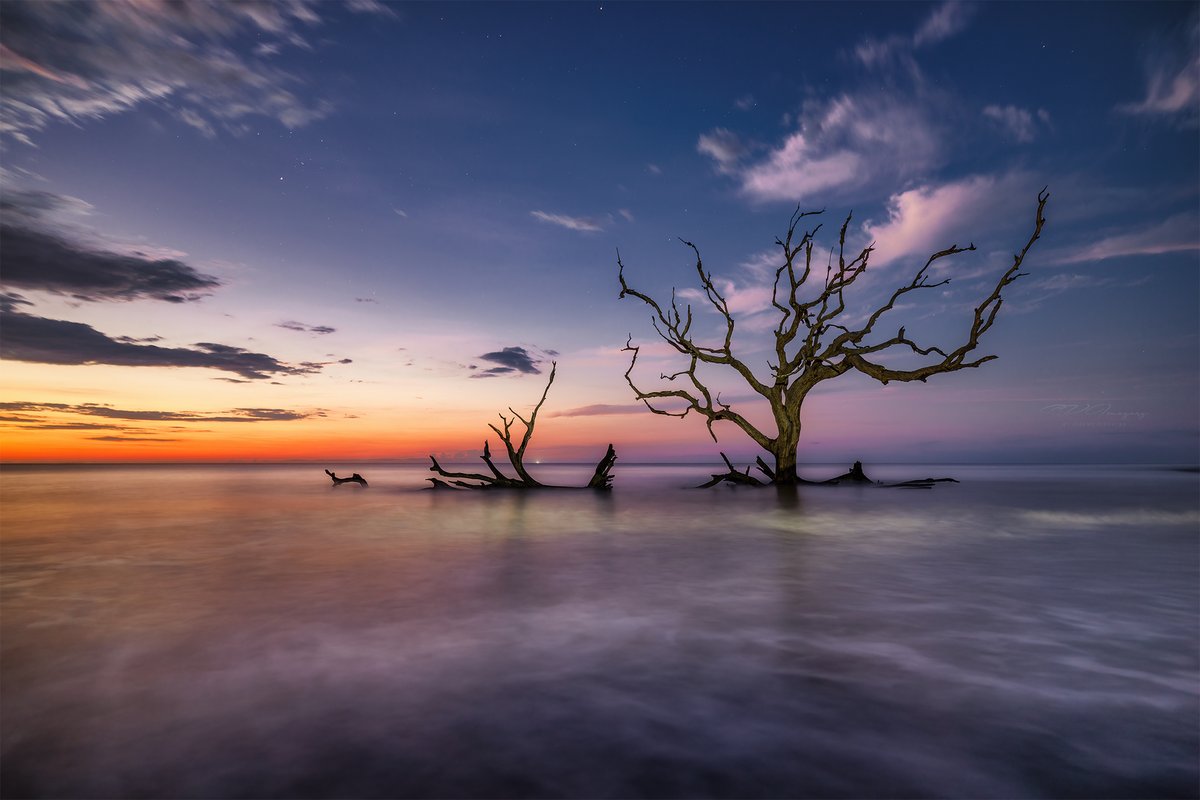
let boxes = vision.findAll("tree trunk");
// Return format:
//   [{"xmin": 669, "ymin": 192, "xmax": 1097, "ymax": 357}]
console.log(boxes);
[
  {"xmin": 771, "ymin": 441, "xmax": 800, "ymax": 485},
  {"xmin": 769, "ymin": 414, "xmax": 802, "ymax": 485}
]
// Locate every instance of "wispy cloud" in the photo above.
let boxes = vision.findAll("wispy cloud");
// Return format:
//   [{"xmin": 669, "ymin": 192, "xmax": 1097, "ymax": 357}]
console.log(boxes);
[
  {"xmin": 0, "ymin": 305, "xmax": 322, "ymax": 380},
  {"xmin": 276, "ymin": 320, "xmax": 336, "ymax": 335},
  {"xmin": 530, "ymin": 210, "xmax": 605, "ymax": 233},
  {"xmin": 0, "ymin": 187, "xmax": 221, "ymax": 302},
  {"xmin": 853, "ymin": 1, "xmax": 974, "ymax": 68},
  {"xmin": 696, "ymin": 128, "xmax": 747, "ymax": 172},
  {"xmin": 1117, "ymin": 12, "xmax": 1199, "ymax": 125},
  {"xmin": 678, "ymin": 280, "xmax": 775, "ymax": 318},
  {"xmin": 0, "ymin": 0, "xmax": 389, "ymax": 145},
  {"xmin": 1029, "ymin": 273, "xmax": 1116, "ymax": 293},
  {"xmin": 549, "ymin": 404, "xmax": 646, "ymax": 418},
  {"xmin": 1052, "ymin": 213, "xmax": 1199, "ymax": 264},
  {"xmin": 983, "ymin": 105, "xmax": 1051, "ymax": 143},
  {"xmin": 912, "ymin": 1, "xmax": 974, "ymax": 47},
  {"xmin": 86, "ymin": 435, "xmax": 181, "ymax": 442}
]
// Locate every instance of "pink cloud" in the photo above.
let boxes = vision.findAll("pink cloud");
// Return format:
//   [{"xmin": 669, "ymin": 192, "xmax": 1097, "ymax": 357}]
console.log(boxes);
[
  {"xmin": 1054, "ymin": 213, "xmax": 1199, "ymax": 264},
  {"xmin": 863, "ymin": 173, "xmax": 1035, "ymax": 267},
  {"xmin": 701, "ymin": 94, "xmax": 941, "ymax": 204}
]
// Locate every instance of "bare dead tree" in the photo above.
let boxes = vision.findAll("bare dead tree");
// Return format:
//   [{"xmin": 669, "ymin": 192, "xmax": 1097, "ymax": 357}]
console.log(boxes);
[
  {"xmin": 428, "ymin": 362, "xmax": 618, "ymax": 490},
  {"xmin": 618, "ymin": 189, "xmax": 1049, "ymax": 486}
]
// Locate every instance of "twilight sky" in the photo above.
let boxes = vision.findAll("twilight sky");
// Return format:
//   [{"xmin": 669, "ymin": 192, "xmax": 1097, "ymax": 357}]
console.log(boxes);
[{"xmin": 1, "ymin": 0, "xmax": 1197, "ymax": 465}]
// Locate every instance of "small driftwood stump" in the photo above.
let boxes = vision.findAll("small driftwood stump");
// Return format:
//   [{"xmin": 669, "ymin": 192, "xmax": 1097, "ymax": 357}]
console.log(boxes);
[{"xmin": 325, "ymin": 469, "xmax": 368, "ymax": 487}]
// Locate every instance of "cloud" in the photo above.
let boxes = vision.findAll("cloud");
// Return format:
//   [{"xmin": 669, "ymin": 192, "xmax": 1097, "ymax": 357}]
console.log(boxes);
[
  {"xmin": 704, "ymin": 94, "xmax": 941, "ymax": 203},
  {"xmin": 549, "ymin": 404, "xmax": 647, "ymax": 418},
  {"xmin": 696, "ymin": 128, "xmax": 747, "ymax": 172},
  {"xmin": 733, "ymin": 94, "xmax": 756, "ymax": 111},
  {"xmin": 912, "ymin": 1, "xmax": 974, "ymax": 47},
  {"xmin": 276, "ymin": 320, "xmax": 336, "ymax": 335},
  {"xmin": 114, "ymin": 335, "xmax": 164, "ymax": 344},
  {"xmin": 678, "ymin": 280, "xmax": 775, "ymax": 318},
  {"xmin": 0, "ymin": 188, "xmax": 221, "ymax": 302},
  {"xmin": 0, "ymin": 401, "xmax": 325, "ymax": 425},
  {"xmin": 1117, "ymin": 13, "xmax": 1199, "ymax": 124},
  {"xmin": 0, "ymin": 0, "xmax": 382, "ymax": 144},
  {"xmin": 0, "ymin": 291, "xmax": 32, "ymax": 312},
  {"xmin": 86, "ymin": 436, "xmax": 180, "ymax": 442},
  {"xmin": 854, "ymin": 1, "xmax": 974, "ymax": 68},
  {"xmin": 474, "ymin": 346, "xmax": 544, "ymax": 376},
  {"xmin": 530, "ymin": 210, "xmax": 605, "ymax": 233},
  {"xmin": 1029, "ymin": 274, "xmax": 1115, "ymax": 293},
  {"xmin": 863, "ymin": 173, "xmax": 1037, "ymax": 267},
  {"xmin": 982, "ymin": 105, "xmax": 1051, "ymax": 143},
  {"xmin": 618, "ymin": 208, "xmax": 635, "ymax": 223},
  {"xmin": 1052, "ymin": 213, "xmax": 1199, "ymax": 264},
  {"xmin": 0, "ymin": 306, "xmax": 320, "ymax": 379},
  {"xmin": 646, "ymin": 164, "xmax": 663, "ymax": 175}
]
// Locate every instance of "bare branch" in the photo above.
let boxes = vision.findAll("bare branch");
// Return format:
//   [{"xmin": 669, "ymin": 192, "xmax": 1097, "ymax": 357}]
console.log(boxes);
[{"xmin": 841, "ymin": 188, "xmax": 1049, "ymax": 384}]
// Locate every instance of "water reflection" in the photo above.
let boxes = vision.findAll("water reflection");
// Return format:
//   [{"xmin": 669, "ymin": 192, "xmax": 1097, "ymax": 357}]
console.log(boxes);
[{"xmin": 1, "ymin": 464, "xmax": 1196, "ymax": 798}]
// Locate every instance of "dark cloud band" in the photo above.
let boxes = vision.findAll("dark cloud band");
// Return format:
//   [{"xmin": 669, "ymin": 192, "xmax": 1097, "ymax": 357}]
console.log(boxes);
[
  {"xmin": 0, "ymin": 190, "xmax": 221, "ymax": 302},
  {"xmin": 0, "ymin": 306, "xmax": 318, "ymax": 380},
  {"xmin": 0, "ymin": 402, "xmax": 325, "ymax": 431}
]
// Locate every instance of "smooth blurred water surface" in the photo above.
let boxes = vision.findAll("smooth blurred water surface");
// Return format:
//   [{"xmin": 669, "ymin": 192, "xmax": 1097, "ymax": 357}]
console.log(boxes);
[{"xmin": 2, "ymin": 463, "xmax": 1197, "ymax": 798}]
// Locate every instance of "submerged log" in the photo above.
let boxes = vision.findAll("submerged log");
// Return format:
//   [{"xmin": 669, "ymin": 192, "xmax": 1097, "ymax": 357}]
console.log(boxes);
[
  {"xmin": 881, "ymin": 477, "xmax": 960, "ymax": 489},
  {"xmin": 822, "ymin": 461, "xmax": 960, "ymax": 488},
  {"xmin": 325, "ymin": 469, "xmax": 368, "ymax": 487},
  {"xmin": 699, "ymin": 457, "xmax": 958, "ymax": 489}
]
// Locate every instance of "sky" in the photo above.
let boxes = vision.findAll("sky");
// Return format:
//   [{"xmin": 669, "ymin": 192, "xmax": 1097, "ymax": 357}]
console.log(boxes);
[{"xmin": 0, "ymin": 0, "xmax": 1197, "ymax": 465}]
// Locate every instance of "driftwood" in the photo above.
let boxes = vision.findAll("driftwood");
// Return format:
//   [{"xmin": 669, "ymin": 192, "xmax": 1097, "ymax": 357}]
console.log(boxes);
[
  {"xmin": 325, "ymin": 469, "xmax": 368, "ymax": 487},
  {"xmin": 821, "ymin": 461, "xmax": 960, "ymax": 488},
  {"xmin": 823, "ymin": 460, "xmax": 872, "ymax": 484},
  {"xmin": 428, "ymin": 362, "xmax": 617, "ymax": 490},
  {"xmin": 699, "ymin": 452, "xmax": 766, "ymax": 487},
  {"xmin": 700, "ymin": 458, "xmax": 957, "ymax": 489}
]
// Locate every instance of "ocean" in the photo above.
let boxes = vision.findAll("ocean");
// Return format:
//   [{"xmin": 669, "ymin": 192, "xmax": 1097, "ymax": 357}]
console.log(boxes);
[{"xmin": 1, "ymin": 462, "xmax": 1197, "ymax": 798}]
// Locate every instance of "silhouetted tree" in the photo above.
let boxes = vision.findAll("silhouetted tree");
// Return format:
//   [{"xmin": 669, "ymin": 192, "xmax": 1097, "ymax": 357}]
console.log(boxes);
[
  {"xmin": 618, "ymin": 190, "xmax": 1048, "ymax": 486},
  {"xmin": 429, "ymin": 362, "xmax": 617, "ymax": 489}
]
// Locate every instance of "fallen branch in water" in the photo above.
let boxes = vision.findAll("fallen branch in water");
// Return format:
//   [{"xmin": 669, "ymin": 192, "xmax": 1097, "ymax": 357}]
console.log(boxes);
[
  {"xmin": 428, "ymin": 363, "xmax": 617, "ymax": 490},
  {"xmin": 699, "ymin": 458, "xmax": 957, "ymax": 489},
  {"xmin": 325, "ymin": 469, "xmax": 368, "ymax": 487}
]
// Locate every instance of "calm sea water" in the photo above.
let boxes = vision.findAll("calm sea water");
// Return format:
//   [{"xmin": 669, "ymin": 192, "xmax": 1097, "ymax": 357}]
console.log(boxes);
[{"xmin": 2, "ymin": 463, "xmax": 1197, "ymax": 799}]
